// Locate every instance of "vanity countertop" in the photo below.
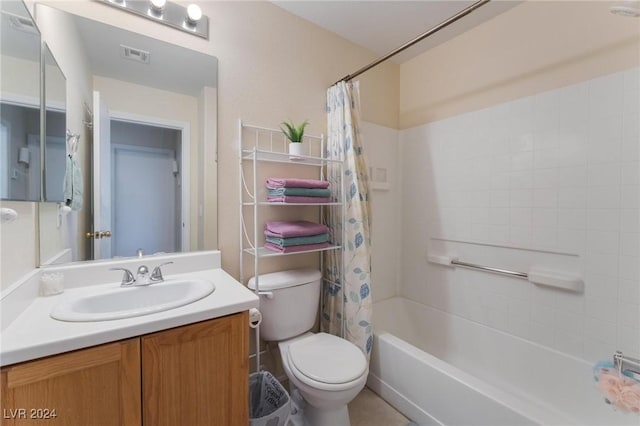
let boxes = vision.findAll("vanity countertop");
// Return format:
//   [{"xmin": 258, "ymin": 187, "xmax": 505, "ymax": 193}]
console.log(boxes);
[{"xmin": 0, "ymin": 265, "xmax": 259, "ymax": 367}]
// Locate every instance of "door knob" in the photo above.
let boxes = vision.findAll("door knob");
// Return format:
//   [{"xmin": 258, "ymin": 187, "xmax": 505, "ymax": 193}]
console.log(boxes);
[{"xmin": 86, "ymin": 230, "xmax": 112, "ymax": 239}]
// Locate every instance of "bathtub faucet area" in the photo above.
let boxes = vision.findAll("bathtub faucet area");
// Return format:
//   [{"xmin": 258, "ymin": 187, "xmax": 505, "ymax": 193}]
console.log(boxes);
[{"xmin": 614, "ymin": 351, "xmax": 640, "ymax": 377}]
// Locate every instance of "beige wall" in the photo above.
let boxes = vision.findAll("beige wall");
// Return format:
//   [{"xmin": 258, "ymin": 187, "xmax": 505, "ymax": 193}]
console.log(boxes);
[
  {"xmin": 199, "ymin": 86, "xmax": 218, "ymax": 251},
  {"xmin": 207, "ymin": 1, "xmax": 399, "ymax": 279},
  {"xmin": 0, "ymin": 201, "xmax": 37, "ymax": 292},
  {"xmin": 400, "ymin": 0, "xmax": 640, "ymax": 128},
  {"xmin": 2, "ymin": 0, "xmax": 399, "ymax": 287},
  {"xmin": 35, "ymin": 1, "xmax": 93, "ymax": 265},
  {"xmin": 38, "ymin": 203, "xmax": 65, "ymax": 264},
  {"xmin": 1, "ymin": 55, "xmax": 40, "ymax": 100}
]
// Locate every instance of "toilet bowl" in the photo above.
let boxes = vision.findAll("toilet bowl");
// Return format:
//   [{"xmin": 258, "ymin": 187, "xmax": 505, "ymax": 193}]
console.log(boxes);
[
  {"xmin": 248, "ymin": 269, "xmax": 369, "ymax": 426},
  {"xmin": 279, "ymin": 332, "xmax": 368, "ymax": 426}
]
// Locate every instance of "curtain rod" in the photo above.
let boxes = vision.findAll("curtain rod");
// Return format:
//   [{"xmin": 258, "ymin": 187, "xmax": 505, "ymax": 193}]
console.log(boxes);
[{"xmin": 333, "ymin": 0, "xmax": 491, "ymax": 86}]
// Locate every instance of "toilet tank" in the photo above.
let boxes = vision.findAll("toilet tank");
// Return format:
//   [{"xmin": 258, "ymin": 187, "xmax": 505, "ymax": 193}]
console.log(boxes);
[{"xmin": 248, "ymin": 269, "xmax": 322, "ymax": 341}]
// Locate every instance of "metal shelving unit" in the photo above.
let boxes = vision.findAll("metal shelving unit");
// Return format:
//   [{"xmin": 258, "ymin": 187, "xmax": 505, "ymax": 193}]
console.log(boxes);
[{"xmin": 238, "ymin": 119, "xmax": 345, "ymax": 371}]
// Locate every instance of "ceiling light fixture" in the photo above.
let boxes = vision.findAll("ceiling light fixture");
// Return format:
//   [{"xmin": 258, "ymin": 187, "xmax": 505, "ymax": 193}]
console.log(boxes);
[{"xmin": 100, "ymin": 0, "xmax": 209, "ymax": 39}]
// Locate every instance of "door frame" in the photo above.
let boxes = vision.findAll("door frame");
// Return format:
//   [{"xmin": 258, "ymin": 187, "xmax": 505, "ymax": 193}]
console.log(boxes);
[{"xmin": 108, "ymin": 110, "xmax": 191, "ymax": 252}]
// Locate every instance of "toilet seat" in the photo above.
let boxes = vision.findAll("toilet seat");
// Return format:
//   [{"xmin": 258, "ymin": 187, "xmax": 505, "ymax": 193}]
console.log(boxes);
[{"xmin": 287, "ymin": 333, "xmax": 368, "ymax": 391}]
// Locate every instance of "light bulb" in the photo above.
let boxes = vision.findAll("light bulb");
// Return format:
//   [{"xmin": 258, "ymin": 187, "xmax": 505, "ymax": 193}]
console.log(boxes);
[
  {"xmin": 186, "ymin": 4, "xmax": 202, "ymax": 25},
  {"xmin": 150, "ymin": 0, "xmax": 166, "ymax": 14}
]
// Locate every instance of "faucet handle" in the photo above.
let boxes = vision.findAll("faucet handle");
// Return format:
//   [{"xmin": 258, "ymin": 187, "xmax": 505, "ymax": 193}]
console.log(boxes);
[
  {"xmin": 110, "ymin": 267, "xmax": 135, "ymax": 286},
  {"xmin": 151, "ymin": 261, "xmax": 174, "ymax": 282}
]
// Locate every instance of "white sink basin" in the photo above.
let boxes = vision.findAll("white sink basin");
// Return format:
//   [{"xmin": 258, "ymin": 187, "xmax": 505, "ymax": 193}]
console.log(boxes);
[{"xmin": 50, "ymin": 279, "xmax": 215, "ymax": 322}]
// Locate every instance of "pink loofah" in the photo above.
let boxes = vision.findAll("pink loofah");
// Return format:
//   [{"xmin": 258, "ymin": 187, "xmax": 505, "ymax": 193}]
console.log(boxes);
[{"xmin": 595, "ymin": 367, "xmax": 640, "ymax": 414}]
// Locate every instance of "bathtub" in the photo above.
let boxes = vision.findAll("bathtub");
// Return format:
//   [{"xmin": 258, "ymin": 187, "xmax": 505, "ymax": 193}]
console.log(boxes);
[{"xmin": 367, "ymin": 297, "xmax": 636, "ymax": 426}]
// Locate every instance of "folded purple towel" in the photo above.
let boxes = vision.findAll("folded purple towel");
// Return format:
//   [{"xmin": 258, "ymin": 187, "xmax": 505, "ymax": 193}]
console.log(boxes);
[
  {"xmin": 267, "ymin": 196, "xmax": 332, "ymax": 204},
  {"xmin": 265, "ymin": 221, "xmax": 329, "ymax": 238},
  {"xmin": 264, "ymin": 230, "xmax": 328, "ymax": 239},
  {"xmin": 264, "ymin": 241, "xmax": 330, "ymax": 253},
  {"xmin": 266, "ymin": 178, "xmax": 330, "ymax": 189}
]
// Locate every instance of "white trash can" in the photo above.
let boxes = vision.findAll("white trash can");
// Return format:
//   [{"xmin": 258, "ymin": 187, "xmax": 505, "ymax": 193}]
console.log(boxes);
[{"xmin": 249, "ymin": 371, "xmax": 291, "ymax": 426}]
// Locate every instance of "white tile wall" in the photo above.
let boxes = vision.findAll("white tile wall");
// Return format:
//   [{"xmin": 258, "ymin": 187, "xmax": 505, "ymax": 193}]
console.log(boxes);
[
  {"xmin": 360, "ymin": 122, "xmax": 401, "ymax": 303},
  {"xmin": 400, "ymin": 68, "xmax": 640, "ymax": 364}
]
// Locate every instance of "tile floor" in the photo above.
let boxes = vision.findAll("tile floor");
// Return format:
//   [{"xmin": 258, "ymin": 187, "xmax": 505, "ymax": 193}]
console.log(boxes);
[{"xmin": 349, "ymin": 387, "xmax": 411, "ymax": 426}]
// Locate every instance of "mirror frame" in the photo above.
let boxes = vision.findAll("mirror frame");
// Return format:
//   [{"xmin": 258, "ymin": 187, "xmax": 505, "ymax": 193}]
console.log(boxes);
[
  {"xmin": 41, "ymin": 40, "xmax": 67, "ymax": 203},
  {"xmin": 34, "ymin": 3, "xmax": 218, "ymax": 266},
  {"xmin": 0, "ymin": 0, "xmax": 43, "ymax": 202}
]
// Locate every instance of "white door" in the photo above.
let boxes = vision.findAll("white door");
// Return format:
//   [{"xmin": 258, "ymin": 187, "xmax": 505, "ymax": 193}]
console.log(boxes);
[
  {"xmin": 92, "ymin": 91, "xmax": 112, "ymax": 259},
  {"xmin": 112, "ymin": 145, "xmax": 176, "ymax": 257}
]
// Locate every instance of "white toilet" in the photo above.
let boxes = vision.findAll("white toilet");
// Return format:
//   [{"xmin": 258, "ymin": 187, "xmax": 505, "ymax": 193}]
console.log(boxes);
[{"xmin": 249, "ymin": 269, "xmax": 368, "ymax": 426}]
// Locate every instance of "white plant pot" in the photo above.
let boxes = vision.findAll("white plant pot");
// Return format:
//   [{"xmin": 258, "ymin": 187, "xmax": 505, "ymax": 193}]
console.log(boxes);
[{"xmin": 288, "ymin": 142, "xmax": 304, "ymax": 160}]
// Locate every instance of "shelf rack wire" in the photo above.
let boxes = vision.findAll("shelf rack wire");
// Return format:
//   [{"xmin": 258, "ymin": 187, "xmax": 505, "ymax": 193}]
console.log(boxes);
[{"xmin": 238, "ymin": 119, "xmax": 345, "ymax": 372}]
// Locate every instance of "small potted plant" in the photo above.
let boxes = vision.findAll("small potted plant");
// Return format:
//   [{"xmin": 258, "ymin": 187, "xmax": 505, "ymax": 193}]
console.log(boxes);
[{"xmin": 281, "ymin": 120, "xmax": 308, "ymax": 159}]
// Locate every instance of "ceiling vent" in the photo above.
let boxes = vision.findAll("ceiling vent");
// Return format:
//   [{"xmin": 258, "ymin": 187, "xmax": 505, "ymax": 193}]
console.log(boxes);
[
  {"xmin": 2, "ymin": 11, "xmax": 38, "ymax": 35},
  {"xmin": 120, "ymin": 45, "xmax": 150, "ymax": 64}
]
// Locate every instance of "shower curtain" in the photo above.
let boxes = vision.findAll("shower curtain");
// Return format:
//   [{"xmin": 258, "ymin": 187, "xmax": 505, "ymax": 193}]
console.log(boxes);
[{"xmin": 322, "ymin": 81, "xmax": 373, "ymax": 358}]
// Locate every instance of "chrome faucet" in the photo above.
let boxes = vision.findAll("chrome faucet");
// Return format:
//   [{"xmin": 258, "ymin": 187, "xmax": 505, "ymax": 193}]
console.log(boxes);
[
  {"xmin": 110, "ymin": 261, "xmax": 173, "ymax": 287},
  {"xmin": 136, "ymin": 265, "xmax": 151, "ymax": 285},
  {"xmin": 109, "ymin": 267, "xmax": 136, "ymax": 286},
  {"xmin": 150, "ymin": 261, "xmax": 174, "ymax": 282}
]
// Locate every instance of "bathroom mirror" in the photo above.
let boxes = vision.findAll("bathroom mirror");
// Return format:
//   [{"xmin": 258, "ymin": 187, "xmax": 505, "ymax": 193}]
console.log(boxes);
[
  {"xmin": 42, "ymin": 43, "xmax": 67, "ymax": 202},
  {"xmin": 0, "ymin": 0, "xmax": 42, "ymax": 201},
  {"xmin": 36, "ymin": 4, "xmax": 218, "ymax": 264}
]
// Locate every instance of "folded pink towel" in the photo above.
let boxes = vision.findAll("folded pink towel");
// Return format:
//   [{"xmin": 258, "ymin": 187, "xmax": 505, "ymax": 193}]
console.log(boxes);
[
  {"xmin": 265, "ymin": 220, "xmax": 329, "ymax": 238},
  {"xmin": 264, "ymin": 241, "xmax": 330, "ymax": 253},
  {"xmin": 266, "ymin": 178, "xmax": 330, "ymax": 189},
  {"xmin": 267, "ymin": 196, "xmax": 332, "ymax": 204}
]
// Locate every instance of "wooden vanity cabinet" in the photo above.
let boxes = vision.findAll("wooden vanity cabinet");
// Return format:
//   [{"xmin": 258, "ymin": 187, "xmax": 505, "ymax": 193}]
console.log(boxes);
[
  {"xmin": 0, "ymin": 312, "xmax": 249, "ymax": 426},
  {"xmin": 142, "ymin": 311, "xmax": 249, "ymax": 426},
  {"xmin": 1, "ymin": 339, "xmax": 141, "ymax": 426}
]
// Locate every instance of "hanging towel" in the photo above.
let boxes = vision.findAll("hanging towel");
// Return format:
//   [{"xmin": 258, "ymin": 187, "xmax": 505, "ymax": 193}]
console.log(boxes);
[
  {"xmin": 267, "ymin": 195, "xmax": 331, "ymax": 204},
  {"xmin": 267, "ymin": 187, "xmax": 331, "ymax": 197},
  {"xmin": 264, "ymin": 241, "xmax": 330, "ymax": 253},
  {"xmin": 63, "ymin": 155, "xmax": 83, "ymax": 211},
  {"xmin": 63, "ymin": 132, "xmax": 83, "ymax": 211},
  {"xmin": 265, "ymin": 220, "xmax": 329, "ymax": 238},
  {"xmin": 265, "ymin": 233, "xmax": 329, "ymax": 247},
  {"xmin": 266, "ymin": 177, "xmax": 330, "ymax": 189}
]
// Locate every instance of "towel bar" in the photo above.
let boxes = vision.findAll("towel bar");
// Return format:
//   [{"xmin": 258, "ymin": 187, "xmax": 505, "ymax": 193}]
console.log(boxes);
[
  {"xmin": 427, "ymin": 255, "xmax": 584, "ymax": 293},
  {"xmin": 451, "ymin": 259, "xmax": 528, "ymax": 279}
]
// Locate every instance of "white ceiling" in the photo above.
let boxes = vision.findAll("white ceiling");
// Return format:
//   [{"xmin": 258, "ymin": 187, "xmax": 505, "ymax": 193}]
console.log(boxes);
[{"xmin": 272, "ymin": 1, "xmax": 521, "ymax": 63}]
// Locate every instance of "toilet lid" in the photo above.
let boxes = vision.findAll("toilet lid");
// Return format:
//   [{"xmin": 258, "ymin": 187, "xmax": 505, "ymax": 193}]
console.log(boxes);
[{"xmin": 288, "ymin": 333, "xmax": 367, "ymax": 384}]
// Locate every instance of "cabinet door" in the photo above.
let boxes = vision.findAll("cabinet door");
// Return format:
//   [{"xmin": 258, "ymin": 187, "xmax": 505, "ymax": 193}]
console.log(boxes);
[
  {"xmin": 0, "ymin": 339, "xmax": 141, "ymax": 426},
  {"xmin": 142, "ymin": 312, "xmax": 249, "ymax": 426}
]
